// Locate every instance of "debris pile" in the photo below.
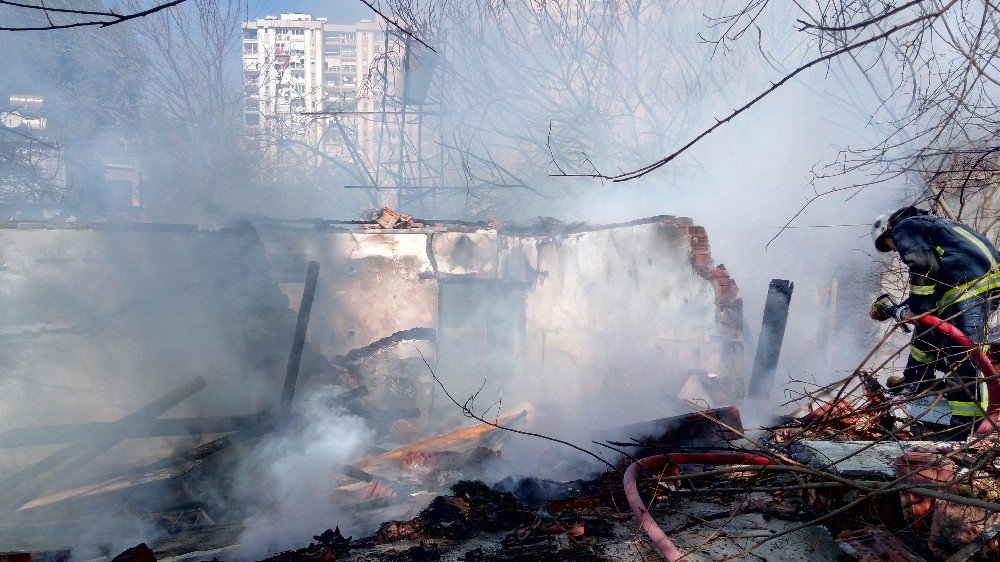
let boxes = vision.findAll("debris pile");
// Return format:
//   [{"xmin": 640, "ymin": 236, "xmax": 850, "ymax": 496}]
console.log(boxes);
[
  {"xmin": 97, "ymin": 393, "xmax": 1000, "ymax": 561},
  {"xmin": 371, "ymin": 207, "xmax": 423, "ymax": 230}
]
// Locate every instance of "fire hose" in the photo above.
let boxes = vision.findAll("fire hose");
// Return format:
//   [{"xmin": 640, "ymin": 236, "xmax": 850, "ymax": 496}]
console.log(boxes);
[
  {"xmin": 623, "ymin": 453, "xmax": 777, "ymax": 561},
  {"xmin": 624, "ymin": 315, "xmax": 1000, "ymax": 561},
  {"xmin": 907, "ymin": 313, "xmax": 1000, "ymax": 434}
]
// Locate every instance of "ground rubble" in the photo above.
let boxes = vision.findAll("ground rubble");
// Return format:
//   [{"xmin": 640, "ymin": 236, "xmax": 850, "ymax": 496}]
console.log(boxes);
[
  {"xmin": 232, "ymin": 396, "xmax": 1000, "ymax": 562},
  {"xmin": 8, "ymin": 375, "xmax": 1000, "ymax": 561}
]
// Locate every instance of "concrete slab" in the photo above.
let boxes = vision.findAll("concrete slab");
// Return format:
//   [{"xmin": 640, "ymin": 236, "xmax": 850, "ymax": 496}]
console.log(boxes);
[{"xmin": 789, "ymin": 440, "xmax": 960, "ymax": 479}]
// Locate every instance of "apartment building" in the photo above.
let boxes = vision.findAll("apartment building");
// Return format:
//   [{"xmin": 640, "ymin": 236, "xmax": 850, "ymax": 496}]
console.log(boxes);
[{"xmin": 241, "ymin": 13, "xmax": 395, "ymax": 152}]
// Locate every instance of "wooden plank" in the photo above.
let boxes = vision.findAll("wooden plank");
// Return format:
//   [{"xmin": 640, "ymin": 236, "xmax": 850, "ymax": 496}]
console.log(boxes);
[
  {"xmin": 0, "ymin": 377, "xmax": 207, "ymax": 519},
  {"xmin": 0, "ymin": 413, "xmax": 270, "ymax": 448},
  {"xmin": 354, "ymin": 409, "xmax": 526, "ymax": 474}
]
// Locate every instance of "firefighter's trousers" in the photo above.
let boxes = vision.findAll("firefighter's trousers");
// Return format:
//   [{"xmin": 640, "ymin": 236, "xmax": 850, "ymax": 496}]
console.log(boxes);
[{"xmin": 904, "ymin": 297, "xmax": 993, "ymax": 419}]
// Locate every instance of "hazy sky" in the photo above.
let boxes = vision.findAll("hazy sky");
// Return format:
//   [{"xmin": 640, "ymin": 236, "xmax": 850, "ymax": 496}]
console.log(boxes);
[{"xmin": 252, "ymin": 0, "xmax": 376, "ymax": 23}]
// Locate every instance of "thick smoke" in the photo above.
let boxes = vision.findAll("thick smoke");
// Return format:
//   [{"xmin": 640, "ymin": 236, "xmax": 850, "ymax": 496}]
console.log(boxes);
[
  {"xmin": 233, "ymin": 386, "xmax": 371, "ymax": 557},
  {"xmin": 0, "ymin": 0, "xmax": 922, "ymax": 557}
]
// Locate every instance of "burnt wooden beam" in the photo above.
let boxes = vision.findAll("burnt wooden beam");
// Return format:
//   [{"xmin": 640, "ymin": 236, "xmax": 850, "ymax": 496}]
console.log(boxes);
[
  {"xmin": 0, "ymin": 413, "xmax": 271, "ymax": 449},
  {"xmin": 748, "ymin": 279, "xmax": 794, "ymax": 399},
  {"xmin": 281, "ymin": 261, "xmax": 320, "ymax": 414},
  {"xmin": 336, "ymin": 327, "xmax": 436, "ymax": 365},
  {"xmin": 0, "ymin": 377, "xmax": 207, "ymax": 519}
]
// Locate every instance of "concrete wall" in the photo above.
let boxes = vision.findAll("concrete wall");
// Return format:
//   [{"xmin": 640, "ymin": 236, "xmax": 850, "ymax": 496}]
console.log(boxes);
[
  {"xmin": 506, "ymin": 220, "xmax": 721, "ymax": 404},
  {"xmin": 0, "ymin": 224, "xmax": 294, "ymax": 429},
  {"xmin": 0, "ymin": 215, "xmax": 743, "ymax": 447}
]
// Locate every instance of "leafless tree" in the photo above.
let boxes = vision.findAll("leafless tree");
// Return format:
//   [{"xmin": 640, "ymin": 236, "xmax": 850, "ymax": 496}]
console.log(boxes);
[
  {"xmin": 243, "ymin": 27, "xmax": 411, "ymax": 214},
  {"xmin": 118, "ymin": 0, "xmax": 256, "ymax": 218},
  {"xmin": 362, "ymin": 0, "xmax": 758, "ymax": 218},
  {"xmin": 0, "ymin": 118, "xmax": 64, "ymax": 206},
  {"xmin": 0, "ymin": 4, "xmax": 146, "ymax": 213},
  {"xmin": 558, "ymin": 1, "xmax": 1000, "ymax": 238}
]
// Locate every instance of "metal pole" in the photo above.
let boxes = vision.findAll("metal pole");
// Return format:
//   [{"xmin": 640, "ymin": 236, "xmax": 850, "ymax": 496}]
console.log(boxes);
[
  {"xmin": 281, "ymin": 261, "xmax": 320, "ymax": 413},
  {"xmin": 748, "ymin": 279, "xmax": 794, "ymax": 399}
]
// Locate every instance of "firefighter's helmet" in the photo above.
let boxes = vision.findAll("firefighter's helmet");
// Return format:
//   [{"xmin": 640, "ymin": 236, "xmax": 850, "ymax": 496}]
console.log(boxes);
[{"xmin": 872, "ymin": 211, "xmax": 894, "ymax": 252}]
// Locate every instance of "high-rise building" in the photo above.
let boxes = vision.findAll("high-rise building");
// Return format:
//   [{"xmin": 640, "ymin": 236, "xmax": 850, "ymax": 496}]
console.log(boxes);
[{"xmin": 241, "ymin": 13, "xmax": 397, "ymax": 157}]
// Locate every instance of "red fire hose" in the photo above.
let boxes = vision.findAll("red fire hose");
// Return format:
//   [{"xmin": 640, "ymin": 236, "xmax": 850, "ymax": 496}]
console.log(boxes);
[
  {"xmin": 909, "ymin": 314, "xmax": 1000, "ymax": 434},
  {"xmin": 623, "ymin": 453, "xmax": 777, "ymax": 561},
  {"xmin": 623, "ymin": 314, "xmax": 1000, "ymax": 559},
  {"xmin": 624, "ymin": 315, "xmax": 1000, "ymax": 560}
]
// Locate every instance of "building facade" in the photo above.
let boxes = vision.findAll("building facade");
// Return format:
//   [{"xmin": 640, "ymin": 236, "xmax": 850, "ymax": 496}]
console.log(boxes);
[{"xmin": 242, "ymin": 14, "xmax": 397, "ymax": 157}]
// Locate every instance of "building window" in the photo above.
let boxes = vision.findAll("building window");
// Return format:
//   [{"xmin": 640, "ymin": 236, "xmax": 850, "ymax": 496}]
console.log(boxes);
[
  {"xmin": 245, "ymin": 113, "xmax": 260, "ymax": 126},
  {"xmin": 290, "ymin": 28, "xmax": 304, "ymax": 35},
  {"xmin": 293, "ymin": 84, "xmax": 305, "ymax": 94},
  {"xmin": 243, "ymin": 43, "xmax": 258, "ymax": 54},
  {"xmin": 243, "ymin": 28, "xmax": 257, "ymax": 39}
]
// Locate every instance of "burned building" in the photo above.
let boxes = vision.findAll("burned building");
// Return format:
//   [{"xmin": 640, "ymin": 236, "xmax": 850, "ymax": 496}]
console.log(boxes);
[
  {"xmin": 0, "ymin": 214, "xmax": 744, "ymax": 553},
  {"xmin": 6, "ymin": 214, "xmax": 1000, "ymax": 562}
]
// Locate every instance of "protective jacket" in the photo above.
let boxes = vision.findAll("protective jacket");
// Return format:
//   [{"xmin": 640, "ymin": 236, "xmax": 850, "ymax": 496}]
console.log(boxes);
[
  {"xmin": 892, "ymin": 215, "xmax": 1000, "ymax": 313},
  {"xmin": 893, "ymin": 214, "xmax": 1000, "ymax": 420}
]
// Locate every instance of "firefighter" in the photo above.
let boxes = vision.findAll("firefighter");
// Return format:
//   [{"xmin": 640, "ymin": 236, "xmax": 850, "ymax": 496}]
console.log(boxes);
[{"xmin": 870, "ymin": 206, "xmax": 1000, "ymax": 435}]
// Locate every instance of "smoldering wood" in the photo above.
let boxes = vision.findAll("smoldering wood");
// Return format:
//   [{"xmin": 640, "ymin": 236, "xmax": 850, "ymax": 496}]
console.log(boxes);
[
  {"xmin": 140, "ymin": 419, "xmax": 278, "ymax": 474},
  {"xmin": 280, "ymin": 261, "xmax": 320, "ymax": 413},
  {"xmin": 344, "ymin": 465, "xmax": 376, "ymax": 482},
  {"xmin": 342, "ymin": 465, "xmax": 414, "ymax": 495},
  {"xmin": 353, "ymin": 409, "xmax": 527, "ymax": 476},
  {"xmin": 943, "ymin": 521, "xmax": 1000, "ymax": 562},
  {"xmin": 594, "ymin": 406, "xmax": 744, "ymax": 452},
  {"xmin": 337, "ymin": 328, "xmax": 436, "ymax": 365},
  {"xmin": 0, "ymin": 441, "xmax": 121, "ymax": 520},
  {"xmin": 361, "ymin": 407, "xmax": 421, "ymax": 423},
  {"xmin": 333, "ymin": 384, "xmax": 370, "ymax": 404},
  {"xmin": 0, "ymin": 377, "xmax": 207, "ymax": 484}
]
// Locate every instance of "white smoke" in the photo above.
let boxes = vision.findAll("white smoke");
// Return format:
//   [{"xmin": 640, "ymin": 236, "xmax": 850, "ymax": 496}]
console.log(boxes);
[{"xmin": 233, "ymin": 385, "xmax": 371, "ymax": 558}]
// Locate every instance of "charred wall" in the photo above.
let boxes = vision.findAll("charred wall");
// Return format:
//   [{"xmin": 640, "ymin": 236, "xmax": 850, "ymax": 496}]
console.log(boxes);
[
  {"xmin": 254, "ymin": 215, "xmax": 745, "ymax": 421},
  {"xmin": 0, "ymin": 216, "xmax": 743, "ymax": 463},
  {"xmin": 0, "ymin": 222, "xmax": 296, "ymax": 476}
]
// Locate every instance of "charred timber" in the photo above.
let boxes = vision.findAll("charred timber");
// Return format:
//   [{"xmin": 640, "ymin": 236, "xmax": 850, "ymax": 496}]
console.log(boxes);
[{"xmin": 748, "ymin": 279, "xmax": 794, "ymax": 399}]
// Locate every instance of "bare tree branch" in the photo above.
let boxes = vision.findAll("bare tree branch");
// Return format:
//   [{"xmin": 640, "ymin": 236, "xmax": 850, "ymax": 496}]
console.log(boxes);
[
  {"xmin": 0, "ymin": 0, "xmax": 188, "ymax": 31},
  {"xmin": 552, "ymin": 0, "xmax": 960, "ymax": 182},
  {"xmin": 356, "ymin": 0, "xmax": 436, "ymax": 52}
]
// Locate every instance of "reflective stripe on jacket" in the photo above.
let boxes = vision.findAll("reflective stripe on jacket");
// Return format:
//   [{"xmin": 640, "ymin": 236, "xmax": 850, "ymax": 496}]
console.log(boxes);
[{"xmin": 891, "ymin": 215, "xmax": 1000, "ymax": 313}]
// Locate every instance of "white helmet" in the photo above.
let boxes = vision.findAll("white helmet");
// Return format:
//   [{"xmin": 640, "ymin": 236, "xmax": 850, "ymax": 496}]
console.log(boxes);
[{"xmin": 871, "ymin": 211, "xmax": 893, "ymax": 252}]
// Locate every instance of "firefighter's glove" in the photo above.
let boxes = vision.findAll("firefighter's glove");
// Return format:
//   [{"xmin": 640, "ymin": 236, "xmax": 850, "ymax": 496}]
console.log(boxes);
[
  {"xmin": 870, "ymin": 294, "xmax": 895, "ymax": 322},
  {"xmin": 870, "ymin": 294, "xmax": 910, "ymax": 323}
]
